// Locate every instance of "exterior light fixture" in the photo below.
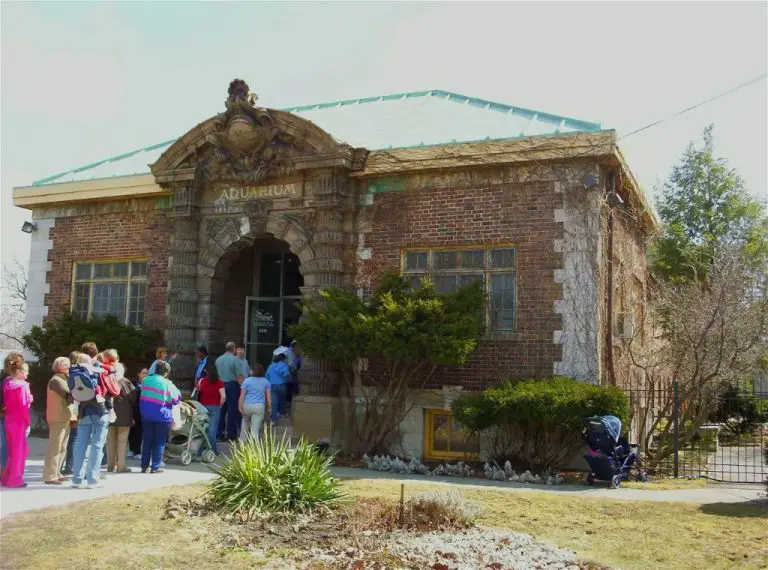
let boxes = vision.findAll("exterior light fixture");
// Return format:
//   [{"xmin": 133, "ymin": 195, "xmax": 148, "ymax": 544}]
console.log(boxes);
[
  {"xmin": 604, "ymin": 170, "xmax": 623, "ymax": 208},
  {"xmin": 582, "ymin": 174, "xmax": 600, "ymax": 190},
  {"xmin": 607, "ymin": 191, "xmax": 625, "ymax": 208},
  {"xmin": 21, "ymin": 221, "xmax": 37, "ymax": 234}
]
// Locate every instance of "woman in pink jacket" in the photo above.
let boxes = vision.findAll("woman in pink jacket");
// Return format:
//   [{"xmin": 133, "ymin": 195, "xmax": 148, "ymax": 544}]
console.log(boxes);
[{"xmin": 1, "ymin": 353, "xmax": 33, "ymax": 488}]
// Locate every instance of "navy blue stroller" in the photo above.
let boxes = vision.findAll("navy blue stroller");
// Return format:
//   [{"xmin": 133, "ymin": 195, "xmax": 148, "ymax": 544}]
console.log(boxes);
[{"xmin": 582, "ymin": 415, "xmax": 644, "ymax": 488}]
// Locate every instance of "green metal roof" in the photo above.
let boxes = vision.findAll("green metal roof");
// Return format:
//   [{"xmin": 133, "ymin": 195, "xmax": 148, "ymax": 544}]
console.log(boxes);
[{"xmin": 31, "ymin": 90, "xmax": 601, "ymax": 186}]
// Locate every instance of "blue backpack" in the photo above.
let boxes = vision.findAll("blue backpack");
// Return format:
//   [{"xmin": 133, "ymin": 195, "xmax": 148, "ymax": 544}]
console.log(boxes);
[{"xmin": 68, "ymin": 364, "xmax": 98, "ymax": 403}]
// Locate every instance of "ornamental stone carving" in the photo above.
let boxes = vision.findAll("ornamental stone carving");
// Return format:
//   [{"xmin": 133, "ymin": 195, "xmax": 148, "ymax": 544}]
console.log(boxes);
[{"xmin": 195, "ymin": 80, "xmax": 304, "ymax": 186}]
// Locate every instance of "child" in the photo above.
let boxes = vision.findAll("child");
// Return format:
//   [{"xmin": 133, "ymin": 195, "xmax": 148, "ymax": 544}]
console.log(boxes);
[
  {"xmin": 148, "ymin": 347, "xmax": 178, "ymax": 376},
  {"xmin": 1, "ymin": 355, "xmax": 33, "ymax": 488}
]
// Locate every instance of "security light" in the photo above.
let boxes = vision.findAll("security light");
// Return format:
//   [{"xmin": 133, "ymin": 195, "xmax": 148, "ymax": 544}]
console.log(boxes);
[
  {"xmin": 21, "ymin": 221, "xmax": 37, "ymax": 234},
  {"xmin": 607, "ymin": 191, "xmax": 625, "ymax": 208},
  {"xmin": 582, "ymin": 174, "xmax": 600, "ymax": 190}
]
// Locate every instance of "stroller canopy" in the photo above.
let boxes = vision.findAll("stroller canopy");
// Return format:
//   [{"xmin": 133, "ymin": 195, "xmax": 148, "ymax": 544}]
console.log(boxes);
[{"xmin": 600, "ymin": 415, "xmax": 622, "ymax": 442}]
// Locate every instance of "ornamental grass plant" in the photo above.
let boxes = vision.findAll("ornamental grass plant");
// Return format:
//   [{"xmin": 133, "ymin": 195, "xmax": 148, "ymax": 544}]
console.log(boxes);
[{"xmin": 206, "ymin": 429, "xmax": 345, "ymax": 519}]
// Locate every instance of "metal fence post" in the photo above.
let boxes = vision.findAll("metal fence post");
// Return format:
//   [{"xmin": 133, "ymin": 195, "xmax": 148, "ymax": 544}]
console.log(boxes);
[{"xmin": 673, "ymin": 381, "xmax": 680, "ymax": 478}]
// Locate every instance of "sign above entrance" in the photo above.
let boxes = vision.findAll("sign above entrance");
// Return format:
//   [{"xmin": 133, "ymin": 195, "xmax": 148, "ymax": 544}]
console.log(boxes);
[{"xmin": 216, "ymin": 182, "xmax": 303, "ymax": 203}]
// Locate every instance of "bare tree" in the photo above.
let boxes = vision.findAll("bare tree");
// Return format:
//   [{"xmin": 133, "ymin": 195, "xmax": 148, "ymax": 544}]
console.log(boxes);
[
  {"xmin": 0, "ymin": 260, "xmax": 27, "ymax": 348},
  {"xmin": 623, "ymin": 248, "xmax": 768, "ymax": 463}
]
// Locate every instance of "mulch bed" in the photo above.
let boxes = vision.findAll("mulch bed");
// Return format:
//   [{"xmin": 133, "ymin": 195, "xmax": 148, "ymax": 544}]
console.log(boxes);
[{"xmin": 162, "ymin": 495, "xmax": 608, "ymax": 570}]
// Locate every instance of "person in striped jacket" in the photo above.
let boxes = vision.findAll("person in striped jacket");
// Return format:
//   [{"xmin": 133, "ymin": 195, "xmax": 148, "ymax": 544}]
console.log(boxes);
[{"xmin": 138, "ymin": 361, "xmax": 180, "ymax": 473}]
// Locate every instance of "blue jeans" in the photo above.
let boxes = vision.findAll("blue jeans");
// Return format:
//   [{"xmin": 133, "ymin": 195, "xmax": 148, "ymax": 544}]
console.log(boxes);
[
  {"xmin": 141, "ymin": 421, "xmax": 170, "ymax": 470},
  {"xmin": 201, "ymin": 406, "xmax": 221, "ymax": 456},
  {"xmin": 0, "ymin": 418, "xmax": 7, "ymax": 469},
  {"xmin": 222, "ymin": 382, "xmax": 241, "ymax": 440},
  {"xmin": 270, "ymin": 384, "xmax": 288, "ymax": 423},
  {"xmin": 72, "ymin": 414, "xmax": 109, "ymax": 485}
]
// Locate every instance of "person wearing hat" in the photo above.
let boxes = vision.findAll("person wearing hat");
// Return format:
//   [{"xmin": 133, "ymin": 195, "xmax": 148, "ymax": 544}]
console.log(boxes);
[{"xmin": 265, "ymin": 348, "xmax": 291, "ymax": 424}]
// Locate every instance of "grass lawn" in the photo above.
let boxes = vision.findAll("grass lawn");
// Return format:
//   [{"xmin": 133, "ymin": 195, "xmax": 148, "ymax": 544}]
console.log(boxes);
[{"xmin": 1, "ymin": 479, "xmax": 766, "ymax": 570}]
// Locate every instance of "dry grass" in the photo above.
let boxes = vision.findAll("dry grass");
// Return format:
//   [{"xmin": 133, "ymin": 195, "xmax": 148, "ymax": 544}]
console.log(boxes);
[
  {"xmin": 621, "ymin": 477, "xmax": 709, "ymax": 490},
  {"xmin": 1, "ymin": 480, "xmax": 766, "ymax": 570},
  {"xmin": 343, "ymin": 479, "xmax": 768, "ymax": 570}
]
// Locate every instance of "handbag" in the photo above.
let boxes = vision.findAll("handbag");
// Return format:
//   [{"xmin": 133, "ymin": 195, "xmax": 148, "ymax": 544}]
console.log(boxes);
[{"xmin": 171, "ymin": 403, "xmax": 182, "ymax": 430}]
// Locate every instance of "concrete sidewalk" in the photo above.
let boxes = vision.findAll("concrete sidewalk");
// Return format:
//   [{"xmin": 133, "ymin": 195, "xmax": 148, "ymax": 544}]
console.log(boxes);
[
  {"xmin": 332, "ymin": 467, "xmax": 766, "ymax": 504},
  {"xmin": 0, "ymin": 437, "xmax": 216, "ymax": 518},
  {"xmin": 1, "ymin": 437, "xmax": 764, "ymax": 518}
]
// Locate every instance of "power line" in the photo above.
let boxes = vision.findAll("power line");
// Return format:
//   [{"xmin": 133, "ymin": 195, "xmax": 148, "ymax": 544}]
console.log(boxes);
[{"xmin": 618, "ymin": 72, "xmax": 768, "ymax": 141}]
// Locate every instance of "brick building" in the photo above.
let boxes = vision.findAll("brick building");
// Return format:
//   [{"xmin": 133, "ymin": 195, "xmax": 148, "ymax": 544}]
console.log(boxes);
[{"xmin": 13, "ymin": 80, "xmax": 658, "ymax": 458}]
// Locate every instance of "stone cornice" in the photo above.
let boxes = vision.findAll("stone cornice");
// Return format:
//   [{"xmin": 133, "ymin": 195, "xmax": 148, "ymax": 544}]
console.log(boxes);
[
  {"xmin": 13, "ymin": 174, "xmax": 165, "ymax": 208},
  {"xmin": 350, "ymin": 131, "xmax": 617, "ymax": 178}
]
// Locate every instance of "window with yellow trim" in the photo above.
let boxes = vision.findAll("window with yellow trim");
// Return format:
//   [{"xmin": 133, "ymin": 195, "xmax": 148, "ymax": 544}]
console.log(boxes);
[
  {"xmin": 424, "ymin": 409, "xmax": 480, "ymax": 459},
  {"xmin": 403, "ymin": 246, "xmax": 516, "ymax": 330},
  {"xmin": 72, "ymin": 260, "xmax": 148, "ymax": 326}
]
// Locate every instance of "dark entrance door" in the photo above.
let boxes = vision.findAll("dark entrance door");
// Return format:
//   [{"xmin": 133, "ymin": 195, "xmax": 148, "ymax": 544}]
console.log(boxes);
[{"xmin": 244, "ymin": 251, "xmax": 302, "ymax": 369}]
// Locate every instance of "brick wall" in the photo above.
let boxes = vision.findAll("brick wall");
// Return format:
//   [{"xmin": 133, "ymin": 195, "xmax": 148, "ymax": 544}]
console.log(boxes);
[
  {"xmin": 363, "ymin": 179, "xmax": 565, "ymax": 390},
  {"xmin": 45, "ymin": 203, "xmax": 171, "ymax": 330}
]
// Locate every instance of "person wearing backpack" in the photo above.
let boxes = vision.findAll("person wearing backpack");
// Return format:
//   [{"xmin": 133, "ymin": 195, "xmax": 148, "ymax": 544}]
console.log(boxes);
[{"xmin": 68, "ymin": 353, "xmax": 110, "ymax": 488}]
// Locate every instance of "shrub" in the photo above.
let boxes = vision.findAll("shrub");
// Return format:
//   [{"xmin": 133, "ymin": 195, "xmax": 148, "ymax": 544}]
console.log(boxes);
[
  {"xmin": 206, "ymin": 429, "xmax": 345, "ymax": 519},
  {"xmin": 406, "ymin": 490, "xmax": 481, "ymax": 530},
  {"xmin": 23, "ymin": 311, "xmax": 160, "ymax": 375},
  {"xmin": 453, "ymin": 377, "xmax": 629, "ymax": 472},
  {"xmin": 711, "ymin": 382, "xmax": 768, "ymax": 437},
  {"xmin": 22, "ymin": 312, "xmax": 160, "ymax": 422},
  {"xmin": 292, "ymin": 272, "xmax": 485, "ymax": 455}
]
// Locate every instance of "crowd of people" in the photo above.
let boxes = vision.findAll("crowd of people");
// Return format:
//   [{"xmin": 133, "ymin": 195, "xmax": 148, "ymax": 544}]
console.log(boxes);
[{"xmin": 0, "ymin": 338, "xmax": 301, "ymax": 489}]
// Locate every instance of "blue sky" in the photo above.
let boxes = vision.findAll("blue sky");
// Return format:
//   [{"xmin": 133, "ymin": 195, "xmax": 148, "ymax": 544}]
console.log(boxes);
[{"xmin": 1, "ymin": 1, "xmax": 766, "ymax": 270}]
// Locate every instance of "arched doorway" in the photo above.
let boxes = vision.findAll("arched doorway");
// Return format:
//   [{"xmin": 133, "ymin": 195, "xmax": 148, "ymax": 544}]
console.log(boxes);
[{"xmin": 208, "ymin": 235, "xmax": 304, "ymax": 369}]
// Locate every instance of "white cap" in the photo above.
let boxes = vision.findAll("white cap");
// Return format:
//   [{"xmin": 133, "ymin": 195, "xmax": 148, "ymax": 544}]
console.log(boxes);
[{"xmin": 272, "ymin": 346, "xmax": 289, "ymax": 356}]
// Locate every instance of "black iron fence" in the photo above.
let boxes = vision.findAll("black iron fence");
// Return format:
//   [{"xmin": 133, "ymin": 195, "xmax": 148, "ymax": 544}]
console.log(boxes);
[{"xmin": 625, "ymin": 380, "xmax": 767, "ymax": 484}]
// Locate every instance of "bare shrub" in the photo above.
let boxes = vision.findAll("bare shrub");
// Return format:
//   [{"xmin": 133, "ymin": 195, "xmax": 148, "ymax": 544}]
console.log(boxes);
[
  {"xmin": 624, "ymin": 248, "xmax": 768, "ymax": 464},
  {"xmin": 406, "ymin": 490, "xmax": 482, "ymax": 531}
]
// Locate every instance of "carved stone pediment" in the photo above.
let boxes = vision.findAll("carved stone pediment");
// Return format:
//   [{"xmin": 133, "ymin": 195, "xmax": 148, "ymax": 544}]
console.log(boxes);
[
  {"xmin": 195, "ymin": 80, "xmax": 305, "ymax": 186},
  {"xmin": 151, "ymin": 79, "xmax": 368, "ymax": 188}
]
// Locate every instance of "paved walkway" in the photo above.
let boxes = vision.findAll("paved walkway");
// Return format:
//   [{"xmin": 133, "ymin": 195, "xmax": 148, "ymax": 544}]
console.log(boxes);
[
  {"xmin": 332, "ymin": 467, "xmax": 765, "ymax": 504},
  {"xmin": 1, "ymin": 438, "xmax": 764, "ymax": 518}
]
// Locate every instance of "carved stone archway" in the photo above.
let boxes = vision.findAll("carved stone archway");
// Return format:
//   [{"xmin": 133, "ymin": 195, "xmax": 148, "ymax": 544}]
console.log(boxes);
[{"xmin": 151, "ymin": 79, "xmax": 367, "ymax": 383}]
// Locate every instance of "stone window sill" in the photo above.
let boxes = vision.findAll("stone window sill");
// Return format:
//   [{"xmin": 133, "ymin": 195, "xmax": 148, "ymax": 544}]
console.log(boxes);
[{"xmin": 484, "ymin": 330, "xmax": 523, "ymax": 342}]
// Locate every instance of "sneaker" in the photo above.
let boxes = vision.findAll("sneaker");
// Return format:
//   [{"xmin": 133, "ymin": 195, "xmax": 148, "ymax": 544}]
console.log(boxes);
[
  {"xmin": 60, "ymin": 469, "xmax": 73, "ymax": 476},
  {"xmin": 45, "ymin": 480, "xmax": 64, "ymax": 485},
  {"xmin": 150, "ymin": 468, "xmax": 165, "ymax": 474},
  {"xmin": 85, "ymin": 482, "xmax": 101, "ymax": 489},
  {"xmin": 159, "ymin": 461, "xmax": 166, "ymax": 468},
  {"xmin": 141, "ymin": 467, "xmax": 149, "ymax": 473},
  {"xmin": 117, "ymin": 467, "xmax": 133, "ymax": 473}
]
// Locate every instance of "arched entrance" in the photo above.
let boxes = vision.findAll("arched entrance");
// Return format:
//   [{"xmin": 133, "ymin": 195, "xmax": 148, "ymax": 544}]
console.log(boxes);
[{"xmin": 207, "ymin": 235, "xmax": 304, "ymax": 368}]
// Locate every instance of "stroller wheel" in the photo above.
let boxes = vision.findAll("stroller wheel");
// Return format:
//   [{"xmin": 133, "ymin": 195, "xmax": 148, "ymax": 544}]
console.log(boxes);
[
  {"xmin": 201, "ymin": 449, "xmax": 217, "ymax": 464},
  {"xmin": 585, "ymin": 473, "xmax": 595, "ymax": 486},
  {"xmin": 610, "ymin": 475, "xmax": 621, "ymax": 489},
  {"xmin": 179, "ymin": 450, "xmax": 193, "ymax": 466}
]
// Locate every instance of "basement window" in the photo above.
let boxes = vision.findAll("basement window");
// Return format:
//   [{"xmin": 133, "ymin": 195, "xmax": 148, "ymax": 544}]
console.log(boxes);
[
  {"xmin": 72, "ymin": 260, "xmax": 148, "ymax": 326},
  {"xmin": 424, "ymin": 409, "xmax": 480, "ymax": 460}
]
